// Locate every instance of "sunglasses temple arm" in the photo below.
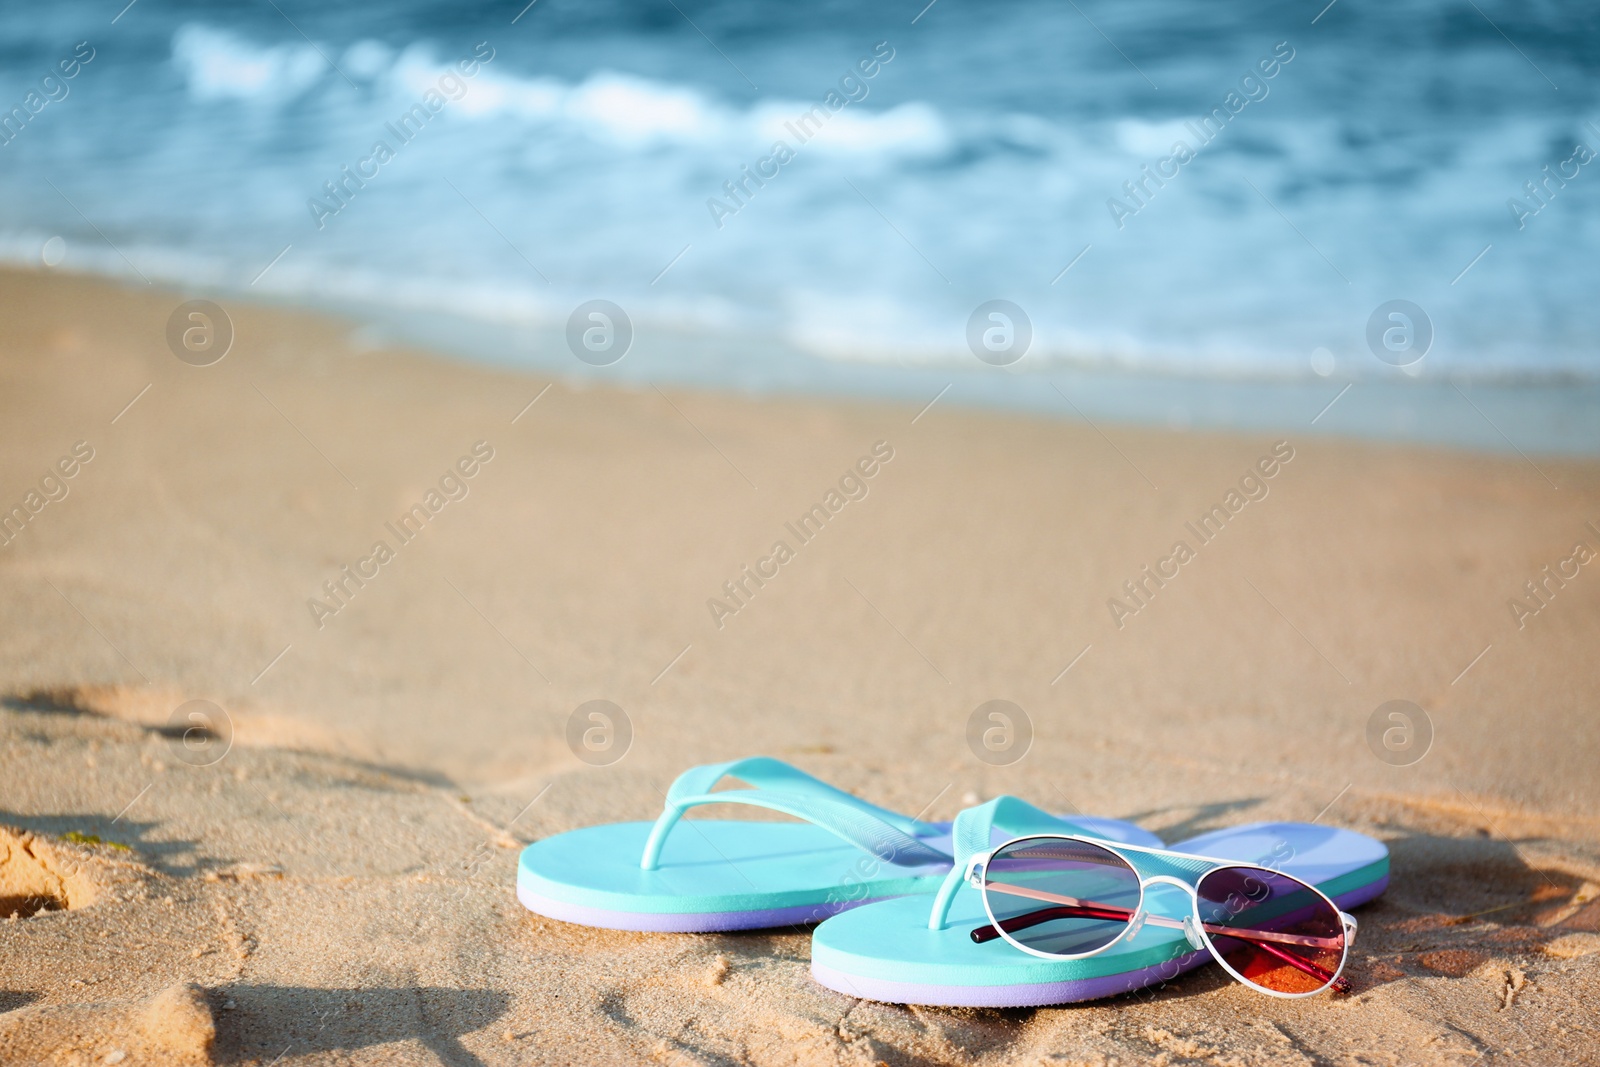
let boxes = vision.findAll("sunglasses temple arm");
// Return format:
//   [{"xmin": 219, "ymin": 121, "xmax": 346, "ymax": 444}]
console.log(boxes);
[
  {"xmin": 1231, "ymin": 935, "xmax": 1352, "ymax": 993},
  {"xmin": 969, "ymin": 902, "xmax": 1135, "ymax": 943},
  {"xmin": 971, "ymin": 901, "xmax": 1292, "ymax": 944}
]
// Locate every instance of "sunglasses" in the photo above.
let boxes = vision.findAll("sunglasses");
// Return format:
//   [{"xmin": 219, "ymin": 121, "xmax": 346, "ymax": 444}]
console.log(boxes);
[{"xmin": 965, "ymin": 834, "xmax": 1357, "ymax": 998}]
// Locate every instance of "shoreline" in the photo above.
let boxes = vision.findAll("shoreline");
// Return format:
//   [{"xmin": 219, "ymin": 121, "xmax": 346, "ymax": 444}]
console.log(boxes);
[{"xmin": 8, "ymin": 262, "xmax": 1599, "ymax": 459}]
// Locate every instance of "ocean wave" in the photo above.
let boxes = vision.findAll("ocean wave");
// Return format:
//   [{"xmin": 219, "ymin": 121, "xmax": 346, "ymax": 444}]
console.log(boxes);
[
  {"xmin": 169, "ymin": 23, "xmax": 950, "ymax": 160},
  {"xmin": 0, "ymin": 5, "xmax": 1592, "ymax": 406}
]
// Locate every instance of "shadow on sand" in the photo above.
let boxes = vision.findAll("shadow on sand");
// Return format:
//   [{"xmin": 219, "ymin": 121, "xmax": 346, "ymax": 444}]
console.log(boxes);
[{"xmin": 212, "ymin": 986, "xmax": 509, "ymax": 1067}]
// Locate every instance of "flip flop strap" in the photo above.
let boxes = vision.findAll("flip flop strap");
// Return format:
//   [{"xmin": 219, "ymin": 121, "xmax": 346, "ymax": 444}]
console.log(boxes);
[
  {"xmin": 664, "ymin": 756, "xmax": 929, "ymax": 833},
  {"xmin": 927, "ymin": 795, "xmax": 1079, "ymax": 930},
  {"xmin": 926, "ymin": 797, "xmax": 1218, "ymax": 929},
  {"xmin": 640, "ymin": 756, "xmax": 951, "ymax": 871}
]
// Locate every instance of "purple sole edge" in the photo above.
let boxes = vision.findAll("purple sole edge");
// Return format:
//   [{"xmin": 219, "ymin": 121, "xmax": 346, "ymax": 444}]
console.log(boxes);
[
  {"xmin": 809, "ymin": 873, "xmax": 1391, "ymax": 1007},
  {"xmin": 517, "ymin": 883, "xmax": 889, "ymax": 933}
]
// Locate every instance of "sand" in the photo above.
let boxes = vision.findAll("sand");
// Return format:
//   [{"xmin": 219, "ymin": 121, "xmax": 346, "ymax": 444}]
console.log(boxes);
[{"xmin": 1, "ymin": 265, "xmax": 1598, "ymax": 1065}]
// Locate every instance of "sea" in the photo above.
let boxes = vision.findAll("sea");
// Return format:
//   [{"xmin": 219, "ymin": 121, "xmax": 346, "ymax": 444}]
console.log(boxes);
[{"xmin": 2, "ymin": 0, "xmax": 1597, "ymax": 453}]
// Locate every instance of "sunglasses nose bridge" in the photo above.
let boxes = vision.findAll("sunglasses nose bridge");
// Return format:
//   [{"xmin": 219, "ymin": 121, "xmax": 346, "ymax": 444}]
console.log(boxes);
[
  {"xmin": 1140, "ymin": 873, "xmax": 1198, "ymax": 913},
  {"xmin": 1135, "ymin": 875, "xmax": 1198, "ymax": 931},
  {"xmin": 1141, "ymin": 873, "xmax": 1195, "ymax": 892}
]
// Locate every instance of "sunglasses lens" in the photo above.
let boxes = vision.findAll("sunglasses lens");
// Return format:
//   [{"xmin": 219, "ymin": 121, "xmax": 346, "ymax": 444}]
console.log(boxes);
[
  {"xmin": 1194, "ymin": 866, "xmax": 1346, "ymax": 995},
  {"xmin": 981, "ymin": 837, "xmax": 1141, "ymax": 957}
]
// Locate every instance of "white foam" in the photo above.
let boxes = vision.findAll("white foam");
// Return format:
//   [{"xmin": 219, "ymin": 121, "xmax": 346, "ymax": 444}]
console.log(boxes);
[
  {"xmin": 171, "ymin": 24, "xmax": 326, "ymax": 103},
  {"xmin": 341, "ymin": 39, "xmax": 393, "ymax": 80},
  {"xmin": 781, "ymin": 102, "xmax": 949, "ymax": 157},
  {"xmin": 169, "ymin": 24, "xmax": 951, "ymax": 160},
  {"xmin": 564, "ymin": 72, "xmax": 722, "ymax": 145},
  {"xmin": 1113, "ymin": 118, "xmax": 1194, "ymax": 156}
]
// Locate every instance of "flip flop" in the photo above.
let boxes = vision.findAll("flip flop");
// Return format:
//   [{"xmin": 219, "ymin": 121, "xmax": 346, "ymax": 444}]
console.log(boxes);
[
  {"xmin": 810, "ymin": 796, "xmax": 1389, "ymax": 1006},
  {"xmin": 516, "ymin": 758, "xmax": 1163, "ymax": 932}
]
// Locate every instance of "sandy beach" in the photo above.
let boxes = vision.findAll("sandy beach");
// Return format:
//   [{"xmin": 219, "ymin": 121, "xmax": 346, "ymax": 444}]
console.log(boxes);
[{"xmin": 2, "ymin": 266, "xmax": 1599, "ymax": 1065}]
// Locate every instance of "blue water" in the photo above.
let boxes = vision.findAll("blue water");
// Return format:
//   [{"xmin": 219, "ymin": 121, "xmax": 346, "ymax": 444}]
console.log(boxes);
[{"xmin": 2, "ymin": 1, "xmax": 1597, "ymax": 451}]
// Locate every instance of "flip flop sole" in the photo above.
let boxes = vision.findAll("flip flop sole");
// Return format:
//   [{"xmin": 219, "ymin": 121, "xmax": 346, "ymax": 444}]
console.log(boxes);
[
  {"xmin": 811, "ymin": 874, "xmax": 1387, "ymax": 1007},
  {"xmin": 810, "ymin": 822, "xmax": 1389, "ymax": 1006},
  {"xmin": 519, "ymin": 816, "xmax": 1163, "ymax": 933},
  {"xmin": 516, "ymin": 883, "xmax": 902, "ymax": 932}
]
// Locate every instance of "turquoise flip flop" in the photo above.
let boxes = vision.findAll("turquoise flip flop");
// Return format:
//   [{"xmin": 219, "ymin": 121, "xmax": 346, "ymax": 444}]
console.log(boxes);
[
  {"xmin": 811, "ymin": 796, "xmax": 1389, "ymax": 1005},
  {"xmin": 517, "ymin": 758, "xmax": 1163, "ymax": 932}
]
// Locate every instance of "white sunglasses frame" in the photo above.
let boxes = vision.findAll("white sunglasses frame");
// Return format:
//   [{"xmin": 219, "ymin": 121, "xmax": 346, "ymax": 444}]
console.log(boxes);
[{"xmin": 966, "ymin": 833, "xmax": 1359, "ymax": 1000}]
